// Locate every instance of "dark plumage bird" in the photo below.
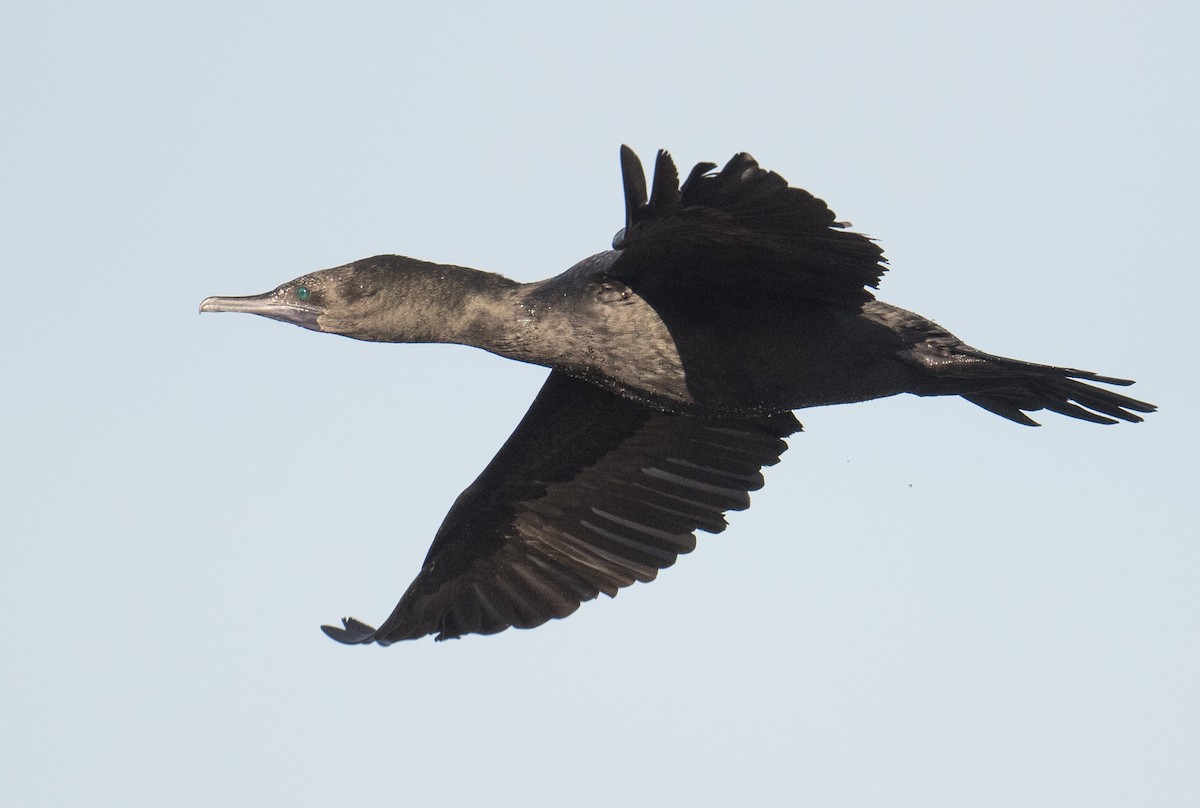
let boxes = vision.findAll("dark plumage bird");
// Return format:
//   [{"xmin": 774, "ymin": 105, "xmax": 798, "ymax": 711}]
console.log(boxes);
[{"xmin": 200, "ymin": 147, "xmax": 1155, "ymax": 645}]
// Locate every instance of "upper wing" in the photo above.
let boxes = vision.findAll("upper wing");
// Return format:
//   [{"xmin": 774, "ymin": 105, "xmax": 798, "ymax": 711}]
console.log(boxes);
[
  {"xmin": 609, "ymin": 146, "xmax": 886, "ymax": 312},
  {"xmin": 322, "ymin": 371, "xmax": 800, "ymax": 645}
]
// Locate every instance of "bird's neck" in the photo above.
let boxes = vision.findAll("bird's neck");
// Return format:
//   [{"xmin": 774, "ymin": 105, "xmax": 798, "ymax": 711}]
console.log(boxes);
[{"xmin": 330, "ymin": 263, "xmax": 523, "ymax": 347}]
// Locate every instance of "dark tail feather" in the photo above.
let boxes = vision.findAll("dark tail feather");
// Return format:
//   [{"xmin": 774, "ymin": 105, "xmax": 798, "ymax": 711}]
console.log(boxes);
[{"xmin": 953, "ymin": 350, "xmax": 1156, "ymax": 426}]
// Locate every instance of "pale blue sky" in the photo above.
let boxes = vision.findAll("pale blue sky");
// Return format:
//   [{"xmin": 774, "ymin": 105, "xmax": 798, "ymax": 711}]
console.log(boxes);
[{"xmin": 2, "ymin": 3, "xmax": 1197, "ymax": 806}]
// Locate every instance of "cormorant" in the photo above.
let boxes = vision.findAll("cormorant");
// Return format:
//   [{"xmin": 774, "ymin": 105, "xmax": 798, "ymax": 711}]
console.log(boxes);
[{"xmin": 200, "ymin": 147, "xmax": 1155, "ymax": 645}]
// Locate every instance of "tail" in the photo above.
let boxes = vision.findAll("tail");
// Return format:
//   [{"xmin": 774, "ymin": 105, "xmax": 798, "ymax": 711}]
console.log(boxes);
[{"xmin": 931, "ymin": 348, "xmax": 1156, "ymax": 426}]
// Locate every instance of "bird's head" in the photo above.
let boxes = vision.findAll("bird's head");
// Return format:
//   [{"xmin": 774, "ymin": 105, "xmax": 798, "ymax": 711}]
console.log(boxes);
[{"xmin": 199, "ymin": 255, "xmax": 476, "ymax": 343}]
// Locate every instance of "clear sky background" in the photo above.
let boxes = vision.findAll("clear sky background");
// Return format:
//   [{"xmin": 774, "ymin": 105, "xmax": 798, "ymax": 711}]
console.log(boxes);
[{"xmin": 2, "ymin": 3, "xmax": 1197, "ymax": 806}]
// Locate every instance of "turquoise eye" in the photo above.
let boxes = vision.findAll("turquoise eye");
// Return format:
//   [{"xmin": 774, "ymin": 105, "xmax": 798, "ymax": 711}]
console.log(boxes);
[{"xmin": 296, "ymin": 286, "xmax": 311, "ymax": 301}]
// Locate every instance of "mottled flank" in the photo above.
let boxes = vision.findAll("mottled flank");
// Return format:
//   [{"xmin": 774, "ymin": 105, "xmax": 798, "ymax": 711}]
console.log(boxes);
[{"xmin": 200, "ymin": 147, "xmax": 1155, "ymax": 645}]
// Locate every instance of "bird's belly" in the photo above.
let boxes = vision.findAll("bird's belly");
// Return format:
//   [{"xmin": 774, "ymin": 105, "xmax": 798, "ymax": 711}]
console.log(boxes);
[
  {"xmin": 631, "ymin": 307, "xmax": 915, "ymax": 415},
  {"xmin": 567, "ymin": 329, "xmax": 911, "ymax": 416}
]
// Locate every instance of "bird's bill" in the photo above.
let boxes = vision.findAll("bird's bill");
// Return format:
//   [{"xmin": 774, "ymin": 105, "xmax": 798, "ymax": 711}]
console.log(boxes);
[{"xmin": 198, "ymin": 292, "xmax": 320, "ymax": 330}]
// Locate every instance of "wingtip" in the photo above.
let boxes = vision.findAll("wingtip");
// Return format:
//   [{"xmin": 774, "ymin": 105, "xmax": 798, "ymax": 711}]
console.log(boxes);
[
  {"xmin": 619, "ymin": 145, "xmax": 647, "ymax": 203},
  {"xmin": 320, "ymin": 616, "xmax": 378, "ymax": 645},
  {"xmin": 620, "ymin": 146, "xmax": 647, "ymax": 198},
  {"xmin": 617, "ymin": 145, "xmax": 650, "ymax": 249},
  {"xmin": 648, "ymin": 150, "xmax": 680, "ymax": 208}
]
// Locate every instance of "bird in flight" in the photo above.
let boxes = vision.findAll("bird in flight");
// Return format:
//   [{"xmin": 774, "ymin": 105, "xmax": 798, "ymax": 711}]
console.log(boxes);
[{"xmin": 200, "ymin": 147, "xmax": 1154, "ymax": 645}]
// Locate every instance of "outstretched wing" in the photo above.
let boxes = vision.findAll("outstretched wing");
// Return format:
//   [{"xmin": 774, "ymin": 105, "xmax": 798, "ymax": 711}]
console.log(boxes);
[
  {"xmin": 323, "ymin": 371, "xmax": 800, "ymax": 644},
  {"xmin": 610, "ymin": 146, "xmax": 886, "ymax": 312}
]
